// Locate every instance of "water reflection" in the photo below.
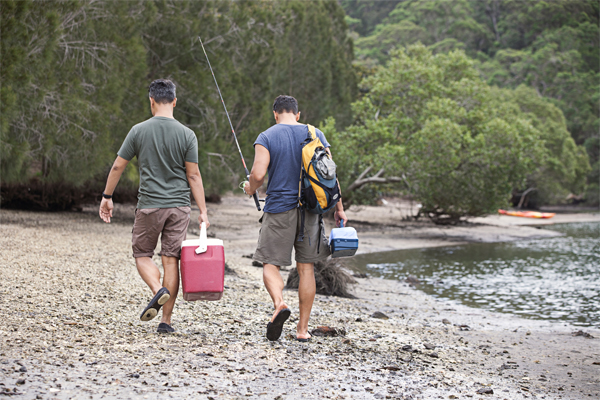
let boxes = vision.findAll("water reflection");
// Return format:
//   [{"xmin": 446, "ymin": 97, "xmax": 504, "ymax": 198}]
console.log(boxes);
[{"xmin": 352, "ymin": 222, "xmax": 600, "ymax": 327}]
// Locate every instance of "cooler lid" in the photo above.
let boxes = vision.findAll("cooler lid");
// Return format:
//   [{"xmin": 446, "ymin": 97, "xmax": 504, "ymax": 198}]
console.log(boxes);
[
  {"xmin": 181, "ymin": 238, "xmax": 224, "ymax": 248},
  {"xmin": 329, "ymin": 227, "xmax": 358, "ymax": 245}
]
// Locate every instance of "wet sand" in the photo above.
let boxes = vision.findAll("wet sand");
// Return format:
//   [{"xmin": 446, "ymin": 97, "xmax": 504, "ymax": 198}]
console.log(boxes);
[{"xmin": 0, "ymin": 197, "xmax": 598, "ymax": 399}]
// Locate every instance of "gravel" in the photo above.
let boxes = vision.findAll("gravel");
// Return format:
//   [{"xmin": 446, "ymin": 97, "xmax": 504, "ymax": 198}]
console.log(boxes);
[{"xmin": 1, "ymin": 207, "xmax": 598, "ymax": 399}]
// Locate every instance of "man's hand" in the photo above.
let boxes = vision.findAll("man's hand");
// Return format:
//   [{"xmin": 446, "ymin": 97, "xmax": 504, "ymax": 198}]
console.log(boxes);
[
  {"xmin": 198, "ymin": 212, "xmax": 210, "ymax": 229},
  {"xmin": 243, "ymin": 181, "xmax": 255, "ymax": 196},
  {"xmin": 99, "ymin": 198, "xmax": 114, "ymax": 223},
  {"xmin": 334, "ymin": 210, "xmax": 348, "ymax": 228}
]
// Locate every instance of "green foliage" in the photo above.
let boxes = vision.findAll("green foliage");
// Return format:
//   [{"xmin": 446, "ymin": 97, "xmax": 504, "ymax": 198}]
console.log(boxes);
[
  {"xmin": 342, "ymin": 0, "xmax": 598, "ymax": 204},
  {"xmin": 490, "ymin": 85, "xmax": 590, "ymax": 204},
  {"xmin": 330, "ymin": 46, "xmax": 587, "ymax": 222},
  {"xmin": 1, "ymin": 0, "xmax": 356, "ymax": 201},
  {"xmin": 1, "ymin": 0, "xmax": 148, "ymax": 186},
  {"xmin": 583, "ymin": 136, "xmax": 600, "ymax": 206},
  {"xmin": 340, "ymin": 0, "xmax": 402, "ymax": 36},
  {"xmin": 345, "ymin": 0, "xmax": 599, "ymax": 143}
]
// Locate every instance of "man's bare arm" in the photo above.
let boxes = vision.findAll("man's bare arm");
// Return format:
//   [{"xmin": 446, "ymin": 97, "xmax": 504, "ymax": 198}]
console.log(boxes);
[
  {"xmin": 326, "ymin": 148, "xmax": 348, "ymax": 227},
  {"xmin": 185, "ymin": 161, "xmax": 210, "ymax": 228},
  {"xmin": 244, "ymin": 144, "xmax": 270, "ymax": 196},
  {"xmin": 99, "ymin": 156, "xmax": 129, "ymax": 223}
]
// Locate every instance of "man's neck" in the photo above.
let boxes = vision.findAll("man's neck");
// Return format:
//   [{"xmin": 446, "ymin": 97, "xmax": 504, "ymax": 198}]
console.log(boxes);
[
  {"xmin": 276, "ymin": 113, "xmax": 301, "ymax": 125},
  {"xmin": 152, "ymin": 106, "xmax": 174, "ymax": 119}
]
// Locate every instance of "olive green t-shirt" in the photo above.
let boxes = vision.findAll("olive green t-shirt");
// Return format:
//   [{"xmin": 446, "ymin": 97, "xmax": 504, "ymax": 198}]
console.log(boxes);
[{"xmin": 118, "ymin": 116, "xmax": 198, "ymax": 209}]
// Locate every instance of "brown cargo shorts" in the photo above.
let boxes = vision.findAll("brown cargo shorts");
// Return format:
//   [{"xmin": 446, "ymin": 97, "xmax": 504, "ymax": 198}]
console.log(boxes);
[
  {"xmin": 252, "ymin": 208, "xmax": 331, "ymax": 267},
  {"xmin": 132, "ymin": 206, "xmax": 191, "ymax": 258}
]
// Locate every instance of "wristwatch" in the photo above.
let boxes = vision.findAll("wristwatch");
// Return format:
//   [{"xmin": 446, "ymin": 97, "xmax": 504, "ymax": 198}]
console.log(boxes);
[{"xmin": 102, "ymin": 192, "xmax": 113, "ymax": 199}]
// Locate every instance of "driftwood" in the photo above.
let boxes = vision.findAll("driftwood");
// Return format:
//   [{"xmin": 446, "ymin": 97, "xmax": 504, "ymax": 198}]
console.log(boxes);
[
  {"xmin": 345, "ymin": 166, "xmax": 404, "ymax": 193},
  {"xmin": 286, "ymin": 258, "xmax": 357, "ymax": 298},
  {"xmin": 517, "ymin": 187, "xmax": 537, "ymax": 209}
]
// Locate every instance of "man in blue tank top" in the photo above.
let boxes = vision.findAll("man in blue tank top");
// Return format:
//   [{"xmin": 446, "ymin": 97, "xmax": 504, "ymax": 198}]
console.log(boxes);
[{"xmin": 244, "ymin": 95, "xmax": 348, "ymax": 342}]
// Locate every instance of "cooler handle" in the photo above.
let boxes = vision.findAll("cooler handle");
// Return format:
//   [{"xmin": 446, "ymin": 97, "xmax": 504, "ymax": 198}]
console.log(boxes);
[
  {"xmin": 195, "ymin": 222, "xmax": 208, "ymax": 254},
  {"xmin": 340, "ymin": 220, "xmax": 344, "ymax": 228}
]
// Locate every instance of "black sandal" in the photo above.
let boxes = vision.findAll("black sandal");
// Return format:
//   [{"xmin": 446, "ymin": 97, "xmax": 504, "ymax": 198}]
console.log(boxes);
[
  {"xmin": 266, "ymin": 308, "xmax": 291, "ymax": 341},
  {"xmin": 140, "ymin": 287, "xmax": 170, "ymax": 321},
  {"xmin": 157, "ymin": 322, "xmax": 175, "ymax": 333}
]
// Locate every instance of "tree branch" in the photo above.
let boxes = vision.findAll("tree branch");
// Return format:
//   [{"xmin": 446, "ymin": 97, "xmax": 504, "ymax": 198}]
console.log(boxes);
[{"xmin": 346, "ymin": 166, "xmax": 403, "ymax": 193}]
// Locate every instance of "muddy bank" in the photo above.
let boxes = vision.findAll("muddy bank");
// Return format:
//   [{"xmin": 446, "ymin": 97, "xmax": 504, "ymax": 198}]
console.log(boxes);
[{"xmin": 0, "ymin": 200, "xmax": 598, "ymax": 399}]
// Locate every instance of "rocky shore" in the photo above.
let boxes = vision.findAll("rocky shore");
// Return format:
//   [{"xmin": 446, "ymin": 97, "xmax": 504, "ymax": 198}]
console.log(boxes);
[{"xmin": 1, "ymin": 197, "xmax": 598, "ymax": 399}]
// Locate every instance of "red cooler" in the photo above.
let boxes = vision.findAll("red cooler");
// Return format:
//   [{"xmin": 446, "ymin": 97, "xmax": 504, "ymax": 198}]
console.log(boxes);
[{"xmin": 180, "ymin": 223, "xmax": 225, "ymax": 301}]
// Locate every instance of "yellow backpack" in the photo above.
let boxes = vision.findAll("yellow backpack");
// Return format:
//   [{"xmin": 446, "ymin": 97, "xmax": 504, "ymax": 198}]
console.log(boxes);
[{"xmin": 297, "ymin": 125, "xmax": 340, "ymax": 246}]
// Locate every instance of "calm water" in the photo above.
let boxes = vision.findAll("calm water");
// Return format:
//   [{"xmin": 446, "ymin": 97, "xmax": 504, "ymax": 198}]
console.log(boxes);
[{"xmin": 352, "ymin": 222, "xmax": 600, "ymax": 328}]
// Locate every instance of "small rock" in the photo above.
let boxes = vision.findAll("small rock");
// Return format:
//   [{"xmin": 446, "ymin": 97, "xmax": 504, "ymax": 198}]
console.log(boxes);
[
  {"xmin": 476, "ymin": 387, "xmax": 493, "ymax": 394},
  {"xmin": 572, "ymin": 330, "xmax": 594, "ymax": 339},
  {"xmin": 442, "ymin": 319, "xmax": 451, "ymax": 325},
  {"xmin": 16, "ymin": 378, "xmax": 26, "ymax": 385},
  {"xmin": 18, "ymin": 366, "xmax": 27, "ymax": 373},
  {"xmin": 458, "ymin": 325, "xmax": 471, "ymax": 331},
  {"xmin": 428, "ymin": 352, "xmax": 439, "ymax": 358},
  {"xmin": 405, "ymin": 276, "xmax": 420, "ymax": 285},
  {"xmin": 130, "ymin": 373, "xmax": 140, "ymax": 378},
  {"xmin": 310, "ymin": 326, "xmax": 346, "ymax": 337},
  {"xmin": 424, "ymin": 343, "xmax": 436, "ymax": 350},
  {"xmin": 370, "ymin": 311, "xmax": 389, "ymax": 320},
  {"xmin": 401, "ymin": 345, "xmax": 413, "ymax": 352},
  {"xmin": 355, "ymin": 317, "xmax": 363, "ymax": 322},
  {"xmin": 353, "ymin": 273, "xmax": 368, "ymax": 279},
  {"xmin": 342, "ymin": 338, "xmax": 351, "ymax": 344},
  {"xmin": 251, "ymin": 261, "xmax": 263, "ymax": 268}
]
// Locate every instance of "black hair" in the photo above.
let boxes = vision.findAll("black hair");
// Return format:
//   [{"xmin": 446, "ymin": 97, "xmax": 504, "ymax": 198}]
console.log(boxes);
[
  {"xmin": 272, "ymin": 95, "xmax": 298, "ymax": 114},
  {"xmin": 148, "ymin": 79, "xmax": 176, "ymax": 104}
]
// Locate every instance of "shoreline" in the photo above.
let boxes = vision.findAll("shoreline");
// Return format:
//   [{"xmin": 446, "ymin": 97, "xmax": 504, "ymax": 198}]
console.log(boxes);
[{"xmin": 1, "ymin": 200, "xmax": 598, "ymax": 399}]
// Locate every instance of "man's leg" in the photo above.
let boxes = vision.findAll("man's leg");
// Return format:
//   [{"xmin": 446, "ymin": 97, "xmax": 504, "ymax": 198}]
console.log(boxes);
[
  {"xmin": 135, "ymin": 257, "xmax": 163, "ymax": 295},
  {"xmin": 159, "ymin": 256, "xmax": 179, "ymax": 325},
  {"xmin": 263, "ymin": 263, "xmax": 289, "ymax": 321},
  {"xmin": 296, "ymin": 262, "xmax": 315, "ymax": 339}
]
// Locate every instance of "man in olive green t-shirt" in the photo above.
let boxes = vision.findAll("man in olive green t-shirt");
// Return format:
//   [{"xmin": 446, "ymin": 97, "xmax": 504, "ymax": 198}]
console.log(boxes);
[{"xmin": 99, "ymin": 79, "xmax": 210, "ymax": 333}]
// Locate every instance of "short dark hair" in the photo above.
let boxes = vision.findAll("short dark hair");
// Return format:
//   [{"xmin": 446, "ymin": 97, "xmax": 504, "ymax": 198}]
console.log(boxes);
[
  {"xmin": 148, "ymin": 79, "xmax": 176, "ymax": 104},
  {"xmin": 273, "ymin": 95, "xmax": 298, "ymax": 114}
]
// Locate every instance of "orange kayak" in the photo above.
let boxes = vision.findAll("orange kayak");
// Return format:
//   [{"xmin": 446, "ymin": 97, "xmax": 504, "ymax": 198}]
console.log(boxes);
[{"xmin": 498, "ymin": 209, "xmax": 555, "ymax": 219}]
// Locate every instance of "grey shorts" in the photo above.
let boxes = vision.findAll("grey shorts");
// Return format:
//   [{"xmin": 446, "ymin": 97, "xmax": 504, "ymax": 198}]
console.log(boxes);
[
  {"xmin": 253, "ymin": 208, "xmax": 331, "ymax": 267},
  {"xmin": 132, "ymin": 207, "xmax": 191, "ymax": 258}
]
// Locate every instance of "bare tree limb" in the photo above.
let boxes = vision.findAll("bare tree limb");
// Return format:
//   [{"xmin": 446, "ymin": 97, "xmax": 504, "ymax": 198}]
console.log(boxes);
[
  {"xmin": 346, "ymin": 166, "xmax": 403, "ymax": 193},
  {"xmin": 517, "ymin": 187, "xmax": 537, "ymax": 209}
]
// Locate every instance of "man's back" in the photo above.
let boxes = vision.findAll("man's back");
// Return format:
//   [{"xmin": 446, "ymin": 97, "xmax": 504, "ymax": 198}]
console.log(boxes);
[
  {"xmin": 118, "ymin": 116, "xmax": 198, "ymax": 209},
  {"xmin": 255, "ymin": 124, "xmax": 329, "ymax": 213}
]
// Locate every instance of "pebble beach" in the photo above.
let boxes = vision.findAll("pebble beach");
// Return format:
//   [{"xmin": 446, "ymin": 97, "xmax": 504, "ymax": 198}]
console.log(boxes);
[{"xmin": 1, "ymin": 197, "xmax": 598, "ymax": 399}]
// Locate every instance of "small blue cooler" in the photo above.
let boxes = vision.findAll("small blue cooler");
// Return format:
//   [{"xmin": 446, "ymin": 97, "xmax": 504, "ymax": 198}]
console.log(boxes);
[{"xmin": 329, "ymin": 221, "xmax": 359, "ymax": 258}]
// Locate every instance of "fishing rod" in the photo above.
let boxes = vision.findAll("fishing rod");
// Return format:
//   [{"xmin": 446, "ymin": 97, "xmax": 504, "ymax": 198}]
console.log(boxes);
[{"xmin": 198, "ymin": 36, "xmax": 261, "ymax": 211}]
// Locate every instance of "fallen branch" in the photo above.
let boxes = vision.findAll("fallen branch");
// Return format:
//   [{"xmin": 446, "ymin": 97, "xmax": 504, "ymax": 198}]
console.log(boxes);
[
  {"xmin": 517, "ymin": 187, "xmax": 537, "ymax": 209},
  {"xmin": 346, "ymin": 166, "xmax": 403, "ymax": 192}
]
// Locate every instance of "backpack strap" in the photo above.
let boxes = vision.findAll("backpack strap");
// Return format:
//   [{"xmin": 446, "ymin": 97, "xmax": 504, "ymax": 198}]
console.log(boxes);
[
  {"xmin": 297, "ymin": 124, "xmax": 318, "ymax": 243},
  {"xmin": 317, "ymin": 214, "xmax": 323, "ymax": 254},
  {"xmin": 297, "ymin": 207, "xmax": 306, "ymax": 242},
  {"xmin": 307, "ymin": 124, "xmax": 317, "ymax": 140}
]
